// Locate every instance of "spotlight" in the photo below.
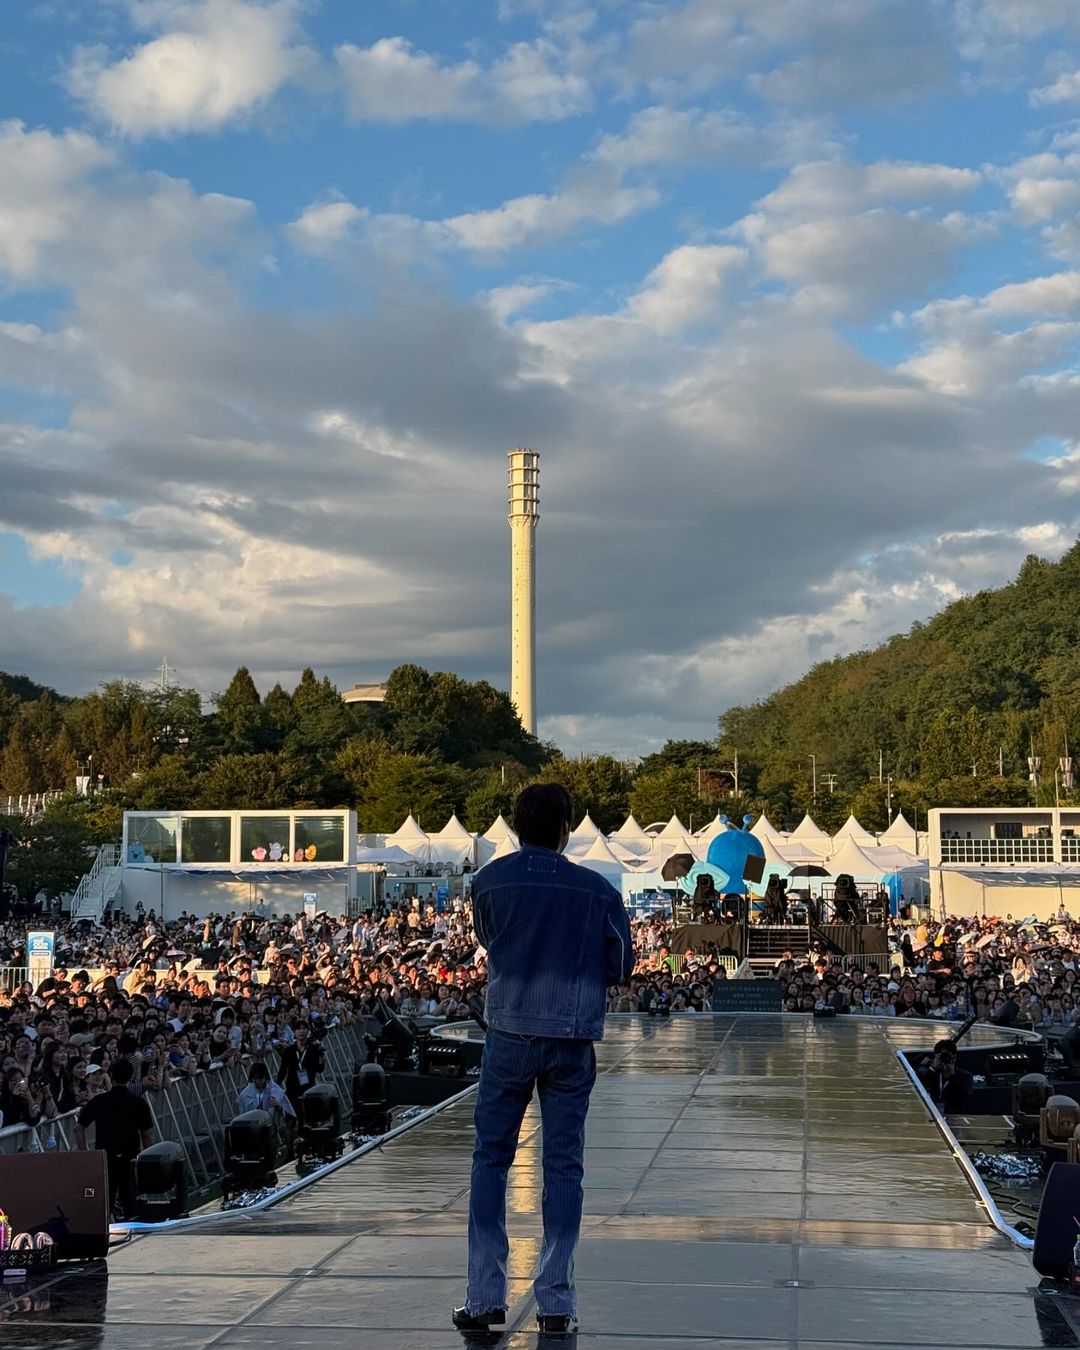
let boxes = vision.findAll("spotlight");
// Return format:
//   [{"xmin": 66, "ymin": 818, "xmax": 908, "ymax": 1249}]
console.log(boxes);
[
  {"xmin": 298, "ymin": 1083, "xmax": 342, "ymax": 1164},
  {"xmin": 223, "ymin": 1110, "xmax": 277, "ymax": 1200},
  {"xmin": 133, "ymin": 1141, "xmax": 188, "ymax": 1221},
  {"xmin": 351, "ymin": 1062, "xmax": 391, "ymax": 1136}
]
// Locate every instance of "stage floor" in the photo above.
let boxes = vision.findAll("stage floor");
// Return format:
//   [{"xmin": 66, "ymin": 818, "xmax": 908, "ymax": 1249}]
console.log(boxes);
[{"xmin": 7, "ymin": 1015, "xmax": 1080, "ymax": 1349}]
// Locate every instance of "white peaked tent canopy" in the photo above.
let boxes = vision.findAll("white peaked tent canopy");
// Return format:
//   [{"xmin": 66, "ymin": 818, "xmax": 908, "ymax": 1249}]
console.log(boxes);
[
  {"xmin": 568, "ymin": 813, "xmax": 602, "ymax": 848},
  {"xmin": 579, "ymin": 834, "xmax": 628, "ymax": 878},
  {"xmin": 750, "ymin": 813, "xmax": 786, "ymax": 846},
  {"xmin": 476, "ymin": 833, "xmax": 518, "ymax": 869},
  {"xmin": 648, "ymin": 834, "xmax": 702, "ymax": 868},
  {"xmin": 879, "ymin": 812, "xmax": 918, "ymax": 851},
  {"xmin": 483, "ymin": 814, "xmax": 518, "ymax": 845},
  {"xmin": 355, "ymin": 844, "xmax": 420, "ymax": 868},
  {"xmin": 613, "ymin": 813, "xmax": 649, "ymax": 841},
  {"xmin": 872, "ymin": 844, "xmax": 923, "ymax": 871},
  {"xmin": 657, "ymin": 814, "xmax": 690, "ymax": 840},
  {"xmin": 790, "ymin": 813, "xmax": 830, "ymax": 842},
  {"xmin": 386, "ymin": 814, "xmax": 432, "ymax": 862},
  {"xmin": 759, "ymin": 834, "xmax": 799, "ymax": 871},
  {"xmin": 827, "ymin": 835, "xmax": 889, "ymax": 880},
  {"xmin": 432, "ymin": 813, "xmax": 472, "ymax": 842},
  {"xmin": 695, "ymin": 814, "xmax": 730, "ymax": 846},
  {"xmin": 833, "ymin": 814, "xmax": 878, "ymax": 848},
  {"xmin": 605, "ymin": 837, "xmax": 649, "ymax": 864}
]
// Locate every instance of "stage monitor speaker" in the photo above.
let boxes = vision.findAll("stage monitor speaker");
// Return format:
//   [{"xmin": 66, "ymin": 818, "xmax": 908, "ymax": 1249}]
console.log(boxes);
[
  {"xmin": 0, "ymin": 1150, "xmax": 109, "ymax": 1260},
  {"xmin": 1033, "ymin": 1161, "xmax": 1080, "ymax": 1278}
]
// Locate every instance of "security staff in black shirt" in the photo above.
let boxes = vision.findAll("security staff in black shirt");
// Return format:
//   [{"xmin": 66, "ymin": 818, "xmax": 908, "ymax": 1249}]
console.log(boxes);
[
  {"xmin": 75, "ymin": 1058, "xmax": 155, "ymax": 1219},
  {"xmin": 917, "ymin": 1040, "xmax": 973, "ymax": 1113}
]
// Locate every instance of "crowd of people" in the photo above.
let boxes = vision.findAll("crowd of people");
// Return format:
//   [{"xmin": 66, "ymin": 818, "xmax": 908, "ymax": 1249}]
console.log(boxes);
[{"xmin": 3, "ymin": 898, "xmax": 1080, "ymax": 1138}]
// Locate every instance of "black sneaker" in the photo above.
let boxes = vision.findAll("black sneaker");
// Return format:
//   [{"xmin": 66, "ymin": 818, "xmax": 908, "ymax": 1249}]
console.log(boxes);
[
  {"xmin": 452, "ymin": 1306, "xmax": 506, "ymax": 1331},
  {"xmin": 537, "ymin": 1313, "xmax": 578, "ymax": 1335}
]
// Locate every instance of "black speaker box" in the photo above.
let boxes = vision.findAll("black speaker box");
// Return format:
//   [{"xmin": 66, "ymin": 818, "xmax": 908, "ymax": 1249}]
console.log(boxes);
[
  {"xmin": 1034, "ymin": 1161, "xmax": 1080, "ymax": 1278},
  {"xmin": 0, "ymin": 1150, "xmax": 110, "ymax": 1260}
]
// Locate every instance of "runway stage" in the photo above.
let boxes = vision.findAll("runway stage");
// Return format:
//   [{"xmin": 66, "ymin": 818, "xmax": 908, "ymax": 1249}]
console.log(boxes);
[{"xmin": 6, "ymin": 1016, "xmax": 1080, "ymax": 1349}]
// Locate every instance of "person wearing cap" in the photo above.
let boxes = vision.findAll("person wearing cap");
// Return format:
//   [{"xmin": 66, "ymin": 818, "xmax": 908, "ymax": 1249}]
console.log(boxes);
[{"xmin": 76, "ymin": 1057, "xmax": 154, "ymax": 1219}]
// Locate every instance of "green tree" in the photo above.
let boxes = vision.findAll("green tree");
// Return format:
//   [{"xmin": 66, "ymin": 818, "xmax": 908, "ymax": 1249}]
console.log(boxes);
[
  {"xmin": 636, "ymin": 740, "xmax": 719, "ymax": 777},
  {"xmin": 0, "ymin": 717, "xmax": 43, "ymax": 794},
  {"xmin": 196, "ymin": 753, "xmax": 284, "ymax": 809},
  {"xmin": 630, "ymin": 766, "xmax": 707, "ymax": 829},
  {"xmin": 331, "ymin": 736, "xmax": 396, "ymax": 806},
  {"xmin": 539, "ymin": 755, "xmax": 633, "ymax": 833},
  {"xmin": 210, "ymin": 667, "xmax": 271, "ymax": 756},
  {"xmin": 129, "ymin": 754, "xmax": 200, "ymax": 811},
  {"xmin": 463, "ymin": 772, "xmax": 516, "ymax": 833},
  {"xmin": 1, "ymin": 811, "xmax": 93, "ymax": 905},
  {"xmin": 360, "ymin": 754, "xmax": 467, "ymax": 833}
]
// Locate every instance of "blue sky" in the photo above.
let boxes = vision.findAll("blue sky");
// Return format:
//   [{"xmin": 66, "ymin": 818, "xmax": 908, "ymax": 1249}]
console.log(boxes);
[{"xmin": 2, "ymin": 0, "xmax": 1080, "ymax": 754}]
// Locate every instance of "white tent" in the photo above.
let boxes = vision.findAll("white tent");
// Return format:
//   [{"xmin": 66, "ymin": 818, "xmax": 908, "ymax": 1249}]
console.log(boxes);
[
  {"xmin": 827, "ymin": 835, "xmax": 889, "ymax": 880},
  {"xmin": 613, "ymin": 813, "xmax": 649, "ymax": 841},
  {"xmin": 355, "ymin": 844, "xmax": 420, "ymax": 870},
  {"xmin": 386, "ymin": 814, "xmax": 433, "ymax": 865},
  {"xmin": 605, "ymin": 837, "xmax": 651, "ymax": 865},
  {"xmin": 578, "ymin": 834, "xmax": 629, "ymax": 880},
  {"xmin": 760, "ymin": 833, "xmax": 799, "ymax": 871},
  {"xmin": 879, "ymin": 812, "xmax": 918, "ymax": 851},
  {"xmin": 833, "ymin": 814, "xmax": 878, "ymax": 849},
  {"xmin": 750, "ymin": 813, "xmax": 786, "ymax": 846},
  {"xmin": 695, "ymin": 814, "xmax": 730, "ymax": 846},
  {"xmin": 647, "ymin": 834, "xmax": 702, "ymax": 869},
  {"xmin": 656, "ymin": 814, "xmax": 690, "ymax": 841},
  {"xmin": 791, "ymin": 813, "xmax": 831, "ymax": 842},
  {"xmin": 611, "ymin": 814, "xmax": 653, "ymax": 856},
  {"xmin": 483, "ymin": 814, "xmax": 518, "ymax": 846},
  {"xmin": 428, "ymin": 813, "xmax": 476, "ymax": 866},
  {"xmin": 475, "ymin": 834, "xmax": 518, "ymax": 870},
  {"xmin": 568, "ymin": 813, "xmax": 602, "ymax": 849},
  {"xmin": 871, "ymin": 844, "xmax": 922, "ymax": 871}
]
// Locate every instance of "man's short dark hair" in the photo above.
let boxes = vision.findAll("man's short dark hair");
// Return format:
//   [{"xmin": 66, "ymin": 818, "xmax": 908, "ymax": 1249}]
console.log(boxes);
[
  {"xmin": 111, "ymin": 1058, "xmax": 134, "ymax": 1086},
  {"xmin": 513, "ymin": 783, "xmax": 574, "ymax": 851},
  {"xmin": 249, "ymin": 1063, "xmax": 270, "ymax": 1082}
]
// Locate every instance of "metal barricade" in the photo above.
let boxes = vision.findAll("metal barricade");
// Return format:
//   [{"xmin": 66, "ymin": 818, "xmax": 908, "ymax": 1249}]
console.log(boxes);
[{"xmin": 0, "ymin": 1021, "xmax": 373, "ymax": 1203}]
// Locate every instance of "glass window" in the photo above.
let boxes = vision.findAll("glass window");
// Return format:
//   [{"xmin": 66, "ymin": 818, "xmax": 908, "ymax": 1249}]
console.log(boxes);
[
  {"xmin": 240, "ymin": 815, "xmax": 292, "ymax": 864},
  {"xmin": 293, "ymin": 815, "xmax": 345, "ymax": 863},
  {"xmin": 181, "ymin": 816, "xmax": 232, "ymax": 864},
  {"xmin": 127, "ymin": 815, "xmax": 178, "ymax": 864}
]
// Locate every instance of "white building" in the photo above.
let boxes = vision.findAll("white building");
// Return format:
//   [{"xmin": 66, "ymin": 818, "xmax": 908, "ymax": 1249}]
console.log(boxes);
[
  {"xmin": 120, "ymin": 809, "xmax": 363, "ymax": 920},
  {"xmin": 928, "ymin": 806, "xmax": 1080, "ymax": 919}
]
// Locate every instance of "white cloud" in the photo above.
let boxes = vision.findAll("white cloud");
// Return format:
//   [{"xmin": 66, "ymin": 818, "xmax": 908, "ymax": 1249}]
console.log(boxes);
[
  {"xmin": 287, "ymin": 199, "xmax": 365, "ymax": 254},
  {"xmin": 592, "ymin": 104, "xmax": 832, "ymax": 172},
  {"xmin": 335, "ymin": 34, "xmax": 591, "ymax": 125},
  {"xmin": 1032, "ymin": 69, "xmax": 1080, "ymax": 106},
  {"xmin": 67, "ymin": 0, "xmax": 312, "ymax": 137},
  {"xmin": 0, "ymin": 121, "xmax": 112, "ymax": 281}
]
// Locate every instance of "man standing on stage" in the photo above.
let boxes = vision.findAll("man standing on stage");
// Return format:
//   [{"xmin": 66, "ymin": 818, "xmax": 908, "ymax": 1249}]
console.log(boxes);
[{"xmin": 454, "ymin": 784, "xmax": 634, "ymax": 1337}]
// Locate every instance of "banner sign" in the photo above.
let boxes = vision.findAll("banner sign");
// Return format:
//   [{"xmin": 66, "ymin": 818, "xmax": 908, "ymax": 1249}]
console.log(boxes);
[
  {"xmin": 26, "ymin": 931, "xmax": 55, "ymax": 986},
  {"xmin": 303, "ymin": 893, "xmax": 317, "ymax": 921}
]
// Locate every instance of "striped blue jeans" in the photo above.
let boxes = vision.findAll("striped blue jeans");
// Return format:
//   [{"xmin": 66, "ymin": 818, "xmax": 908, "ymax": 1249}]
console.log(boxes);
[{"xmin": 465, "ymin": 1029, "xmax": 597, "ymax": 1317}]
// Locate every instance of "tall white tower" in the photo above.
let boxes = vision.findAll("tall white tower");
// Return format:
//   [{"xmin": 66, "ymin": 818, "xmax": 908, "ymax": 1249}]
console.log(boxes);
[{"xmin": 508, "ymin": 449, "xmax": 539, "ymax": 735}]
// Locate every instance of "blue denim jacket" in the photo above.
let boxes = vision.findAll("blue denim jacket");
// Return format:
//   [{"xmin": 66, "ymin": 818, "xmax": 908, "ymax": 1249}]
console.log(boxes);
[{"xmin": 473, "ymin": 844, "xmax": 635, "ymax": 1041}]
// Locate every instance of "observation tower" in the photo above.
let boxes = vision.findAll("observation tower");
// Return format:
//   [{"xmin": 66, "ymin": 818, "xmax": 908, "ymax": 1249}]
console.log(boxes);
[{"xmin": 508, "ymin": 449, "xmax": 539, "ymax": 736}]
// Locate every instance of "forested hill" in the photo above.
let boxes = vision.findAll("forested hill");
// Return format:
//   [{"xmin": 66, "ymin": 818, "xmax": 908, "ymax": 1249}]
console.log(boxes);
[{"xmin": 718, "ymin": 544, "xmax": 1080, "ymax": 824}]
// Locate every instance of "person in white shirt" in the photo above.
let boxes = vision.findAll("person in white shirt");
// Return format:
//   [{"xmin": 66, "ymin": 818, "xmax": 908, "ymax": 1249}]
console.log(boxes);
[{"xmin": 237, "ymin": 1063, "xmax": 296, "ymax": 1125}]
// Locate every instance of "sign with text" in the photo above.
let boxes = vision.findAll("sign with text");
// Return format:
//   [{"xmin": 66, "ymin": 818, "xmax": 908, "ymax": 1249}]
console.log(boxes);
[
  {"xmin": 26, "ymin": 931, "xmax": 55, "ymax": 986},
  {"xmin": 303, "ymin": 893, "xmax": 317, "ymax": 921},
  {"xmin": 710, "ymin": 978, "xmax": 782, "ymax": 1013}
]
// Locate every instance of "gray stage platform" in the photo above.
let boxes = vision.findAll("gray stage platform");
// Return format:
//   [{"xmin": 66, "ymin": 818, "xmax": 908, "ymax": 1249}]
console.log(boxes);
[{"xmin": 6, "ymin": 1016, "xmax": 1080, "ymax": 1349}]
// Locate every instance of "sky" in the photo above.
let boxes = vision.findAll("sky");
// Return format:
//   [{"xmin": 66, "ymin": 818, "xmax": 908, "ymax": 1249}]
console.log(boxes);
[{"xmin": 2, "ymin": 1, "xmax": 1080, "ymax": 756}]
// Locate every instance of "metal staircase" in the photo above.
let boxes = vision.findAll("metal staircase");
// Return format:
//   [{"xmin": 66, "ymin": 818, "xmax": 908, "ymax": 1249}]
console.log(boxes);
[
  {"xmin": 70, "ymin": 843, "xmax": 122, "ymax": 923},
  {"xmin": 745, "ymin": 924, "xmax": 812, "ymax": 977}
]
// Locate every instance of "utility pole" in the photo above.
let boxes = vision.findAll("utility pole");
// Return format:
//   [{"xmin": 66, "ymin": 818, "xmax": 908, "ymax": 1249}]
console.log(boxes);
[
  {"xmin": 886, "ymin": 775, "xmax": 894, "ymax": 822},
  {"xmin": 998, "ymin": 746, "xmax": 1004, "ymax": 777},
  {"xmin": 810, "ymin": 754, "xmax": 817, "ymax": 805},
  {"xmin": 878, "ymin": 749, "xmax": 883, "ymax": 784}
]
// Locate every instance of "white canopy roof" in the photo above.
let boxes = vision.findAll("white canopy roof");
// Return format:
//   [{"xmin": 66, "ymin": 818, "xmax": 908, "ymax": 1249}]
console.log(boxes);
[
  {"xmin": 656, "ymin": 814, "xmax": 690, "ymax": 840},
  {"xmin": 476, "ymin": 833, "xmax": 518, "ymax": 869},
  {"xmin": 388, "ymin": 813, "xmax": 425, "ymax": 841},
  {"xmin": 827, "ymin": 835, "xmax": 889, "ymax": 880},
  {"xmin": 355, "ymin": 844, "xmax": 419, "ymax": 868},
  {"xmin": 695, "ymin": 814, "xmax": 730, "ymax": 845},
  {"xmin": 578, "ymin": 834, "xmax": 628, "ymax": 877},
  {"xmin": 613, "ymin": 813, "xmax": 649, "ymax": 842},
  {"xmin": 568, "ymin": 813, "xmax": 602, "ymax": 848},
  {"xmin": 750, "ymin": 813, "xmax": 786, "ymax": 845},
  {"xmin": 833, "ymin": 814, "xmax": 878, "ymax": 848},
  {"xmin": 648, "ymin": 834, "xmax": 702, "ymax": 868},
  {"xmin": 432, "ymin": 812, "xmax": 472, "ymax": 841},
  {"xmin": 790, "ymin": 813, "xmax": 830, "ymax": 842},
  {"xmin": 879, "ymin": 812, "xmax": 918, "ymax": 849},
  {"xmin": 385, "ymin": 814, "xmax": 433, "ymax": 864},
  {"xmin": 483, "ymin": 814, "xmax": 518, "ymax": 845}
]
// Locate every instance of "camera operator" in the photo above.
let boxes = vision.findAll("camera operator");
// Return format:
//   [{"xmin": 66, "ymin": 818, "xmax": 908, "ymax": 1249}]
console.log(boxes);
[{"xmin": 916, "ymin": 1039, "xmax": 973, "ymax": 1112}]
